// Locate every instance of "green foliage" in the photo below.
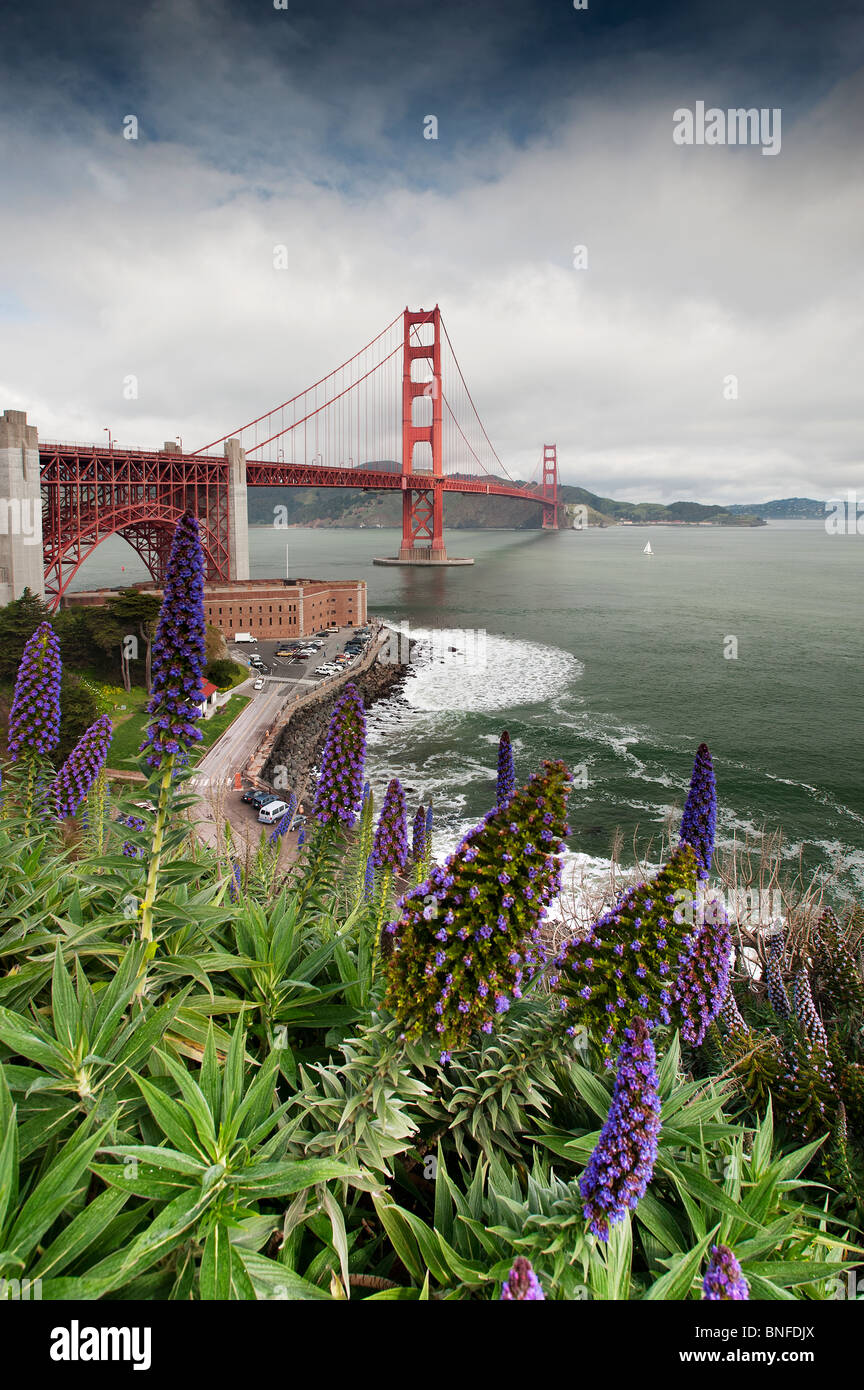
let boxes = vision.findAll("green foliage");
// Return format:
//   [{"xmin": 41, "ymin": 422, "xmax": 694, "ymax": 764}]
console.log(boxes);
[
  {"xmin": 205, "ymin": 658, "xmax": 247, "ymax": 689},
  {"xmin": 0, "ymin": 601, "xmax": 859, "ymax": 1298},
  {"xmin": 0, "ymin": 588, "xmax": 51, "ymax": 681}
]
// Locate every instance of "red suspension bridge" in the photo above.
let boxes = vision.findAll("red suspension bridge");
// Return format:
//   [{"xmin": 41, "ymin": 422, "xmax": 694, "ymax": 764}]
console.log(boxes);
[{"xmin": 3, "ymin": 306, "xmax": 559, "ymax": 608}]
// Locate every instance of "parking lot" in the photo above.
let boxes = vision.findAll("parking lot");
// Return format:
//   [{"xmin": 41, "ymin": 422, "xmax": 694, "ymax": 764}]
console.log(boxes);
[{"xmin": 227, "ymin": 625, "xmax": 374, "ymax": 688}]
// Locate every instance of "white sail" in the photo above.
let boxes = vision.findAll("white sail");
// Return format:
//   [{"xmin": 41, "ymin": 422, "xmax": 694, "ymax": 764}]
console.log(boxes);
[{"xmin": 643, "ymin": 541, "xmax": 653, "ymax": 555}]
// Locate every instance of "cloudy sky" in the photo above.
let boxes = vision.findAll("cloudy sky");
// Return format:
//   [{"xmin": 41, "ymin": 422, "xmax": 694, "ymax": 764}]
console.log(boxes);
[{"xmin": 0, "ymin": 0, "xmax": 861, "ymax": 503}]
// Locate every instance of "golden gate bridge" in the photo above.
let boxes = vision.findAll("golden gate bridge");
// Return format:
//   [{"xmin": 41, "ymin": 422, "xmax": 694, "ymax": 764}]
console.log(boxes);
[{"xmin": 24, "ymin": 306, "xmax": 559, "ymax": 607}]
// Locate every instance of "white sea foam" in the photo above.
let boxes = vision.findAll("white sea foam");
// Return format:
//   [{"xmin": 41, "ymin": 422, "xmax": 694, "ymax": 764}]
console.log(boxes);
[{"xmin": 390, "ymin": 627, "xmax": 581, "ymax": 713}]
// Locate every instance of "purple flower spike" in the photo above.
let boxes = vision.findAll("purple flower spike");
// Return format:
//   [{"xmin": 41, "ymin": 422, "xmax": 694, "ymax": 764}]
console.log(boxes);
[
  {"xmin": 497, "ymin": 730, "xmax": 515, "ymax": 807},
  {"xmin": 765, "ymin": 930, "xmax": 791, "ymax": 1019},
  {"xmin": 702, "ymin": 1245, "xmax": 750, "ymax": 1300},
  {"xmin": 139, "ymin": 512, "xmax": 207, "ymax": 768},
  {"xmin": 363, "ymin": 853, "xmax": 375, "ymax": 901},
  {"xmin": 385, "ymin": 760, "xmax": 571, "ymax": 1055},
  {"xmin": 8, "ymin": 621, "xmax": 62, "ymax": 761},
  {"xmin": 269, "ymin": 792, "xmax": 297, "ymax": 844},
  {"xmin": 412, "ymin": 804, "xmax": 427, "ymax": 861},
  {"xmin": 792, "ymin": 969, "xmax": 831, "ymax": 1064},
  {"xmin": 500, "ymin": 1256, "xmax": 545, "ymax": 1301},
  {"xmin": 52, "ymin": 715, "xmax": 113, "ymax": 820},
  {"xmin": 671, "ymin": 898, "xmax": 732, "ymax": 1046},
  {"xmin": 371, "ymin": 777, "xmax": 408, "ymax": 871},
  {"xmin": 229, "ymin": 861, "xmax": 242, "ymax": 902},
  {"xmin": 580, "ymin": 1018, "xmax": 662, "ymax": 1240},
  {"xmin": 679, "ymin": 743, "xmax": 717, "ymax": 877},
  {"xmin": 313, "ymin": 683, "xmax": 366, "ymax": 828}
]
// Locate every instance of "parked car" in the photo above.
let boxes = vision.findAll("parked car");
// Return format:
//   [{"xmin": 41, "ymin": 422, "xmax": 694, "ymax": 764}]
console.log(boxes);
[
  {"xmin": 258, "ymin": 799, "xmax": 292, "ymax": 824},
  {"xmin": 242, "ymin": 789, "xmax": 279, "ymax": 808},
  {"xmin": 275, "ymin": 648, "xmax": 295, "ymax": 658},
  {"xmin": 253, "ymin": 677, "xmax": 265, "ymax": 690}
]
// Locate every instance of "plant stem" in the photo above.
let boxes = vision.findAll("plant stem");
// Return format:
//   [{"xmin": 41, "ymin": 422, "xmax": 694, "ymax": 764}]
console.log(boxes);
[
  {"xmin": 371, "ymin": 867, "xmax": 392, "ymax": 986},
  {"xmin": 139, "ymin": 753, "xmax": 176, "ymax": 948}
]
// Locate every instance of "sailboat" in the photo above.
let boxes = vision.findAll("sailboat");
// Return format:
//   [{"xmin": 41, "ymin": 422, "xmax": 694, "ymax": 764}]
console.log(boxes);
[{"xmin": 643, "ymin": 541, "xmax": 653, "ymax": 556}]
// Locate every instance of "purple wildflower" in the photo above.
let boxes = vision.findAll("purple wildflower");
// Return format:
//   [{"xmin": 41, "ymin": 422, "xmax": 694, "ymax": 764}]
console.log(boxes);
[
  {"xmin": 792, "ymin": 969, "xmax": 832, "ymax": 1065},
  {"xmin": 702, "ymin": 1245, "xmax": 750, "ymax": 1301},
  {"xmin": 52, "ymin": 715, "xmax": 113, "ymax": 820},
  {"xmin": 363, "ymin": 853, "xmax": 375, "ymax": 901},
  {"xmin": 313, "ymin": 683, "xmax": 366, "ymax": 828},
  {"xmin": 579, "ymin": 1018, "xmax": 662, "ymax": 1240},
  {"xmin": 500, "ymin": 1257, "xmax": 544, "ymax": 1301},
  {"xmin": 671, "ymin": 898, "xmax": 732, "ymax": 1046},
  {"xmin": 765, "ymin": 931, "xmax": 791, "ymax": 1019},
  {"xmin": 229, "ymin": 861, "xmax": 242, "ymax": 902},
  {"xmin": 269, "ymin": 792, "xmax": 297, "ymax": 844},
  {"xmin": 385, "ymin": 760, "xmax": 571, "ymax": 1053},
  {"xmin": 371, "ymin": 777, "xmax": 408, "ymax": 871},
  {"xmin": 8, "ymin": 621, "xmax": 62, "ymax": 761},
  {"xmin": 139, "ymin": 512, "xmax": 207, "ymax": 767},
  {"xmin": 719, "ymin": 987, "xmax": 749, "ymax": 1037},
  {"xmin": 412, "ymin": 804, "xmax": 426, "ymax": 861},
  {"xmin": 679, "ymin": 743, "xmax": 717, "ymax": 878},
  {"xmin": 497, "ymin": 730, "xmax": 515, "ymax": 807},
  {"xmin": 116, "ymin": 811, "xmax": 145, "ymax": 858}
]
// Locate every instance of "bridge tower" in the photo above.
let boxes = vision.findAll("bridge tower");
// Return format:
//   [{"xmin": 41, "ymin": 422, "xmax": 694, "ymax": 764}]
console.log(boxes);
[
  {"xmin": 224, "ymin": 437, "xmax": 250, "ymax": 580},
  {"xmin": 0, "ymin": 411, "xmax": 46, "ymax": 604},
  {"xmin": 399, "ymin": 306, "xmax": 447, "ymax": 562},
  {"xmin": 541, "ymin": 444, "xmax": 559, "ymax": 530}
]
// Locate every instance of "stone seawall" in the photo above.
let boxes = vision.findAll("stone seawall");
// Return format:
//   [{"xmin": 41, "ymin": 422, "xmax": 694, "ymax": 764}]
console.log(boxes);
[{"xmin": 262, "ymin": 658, "xmax": 408, "ymax": 805}]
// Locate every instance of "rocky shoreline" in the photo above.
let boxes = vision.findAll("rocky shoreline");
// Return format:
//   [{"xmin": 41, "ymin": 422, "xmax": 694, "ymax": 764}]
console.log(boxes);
[{"xmin": 262, "ymin": 654, "xmax": 410, "ymax": 803}]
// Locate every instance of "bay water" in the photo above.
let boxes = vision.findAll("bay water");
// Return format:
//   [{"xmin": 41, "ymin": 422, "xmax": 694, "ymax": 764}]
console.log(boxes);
[{"xmin": 74, "ymin": 520, "xmax": 864, "ymax": 900}]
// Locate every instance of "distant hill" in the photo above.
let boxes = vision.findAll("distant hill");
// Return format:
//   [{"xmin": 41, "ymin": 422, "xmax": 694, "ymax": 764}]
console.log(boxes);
[
  {"xmin": 723, "ymin": 498, "xmax": 825, "ymax": 520},
  {"xmin": 245, "ymin": 479, "xmax": 808, "ymax": 530},
  {"xmin": 557, "ymin": 486, "xmax": 764, "ymax": 526}
]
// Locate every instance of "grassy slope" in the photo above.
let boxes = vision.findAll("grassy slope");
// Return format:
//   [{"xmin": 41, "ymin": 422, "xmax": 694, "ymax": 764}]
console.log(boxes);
[{"xmin": 107, "ymin": 692, "xmax": 251, "ymax": 769}]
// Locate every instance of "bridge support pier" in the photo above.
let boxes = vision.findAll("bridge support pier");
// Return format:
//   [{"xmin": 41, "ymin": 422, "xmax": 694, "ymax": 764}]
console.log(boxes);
[
  {"xmin": 225, "ymin": 438, "xmax": 250, "ymax": 580},
  {"xmin": 0, "ymin": 410, "xmax": 45, "ymax": 604}
]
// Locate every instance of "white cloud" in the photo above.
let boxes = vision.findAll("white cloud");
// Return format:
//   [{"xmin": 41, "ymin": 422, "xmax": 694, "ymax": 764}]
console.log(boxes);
[{"xmin": 0, "ymin": 10, "xmax": 861, "ymax": 504}]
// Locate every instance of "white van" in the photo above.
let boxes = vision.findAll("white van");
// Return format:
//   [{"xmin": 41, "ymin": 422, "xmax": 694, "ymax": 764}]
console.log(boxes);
[{"xmin": 258, "ymin": 800, "xmax": 291, "ymax": 824}]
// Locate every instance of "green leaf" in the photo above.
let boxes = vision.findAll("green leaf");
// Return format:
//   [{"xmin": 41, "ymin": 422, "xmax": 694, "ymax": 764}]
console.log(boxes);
[
  {"xmin": 569, "ymin": 1062, "xmax": 614, "ymax": 1122},
  {"xmin": 372, "ymin": 1197, "xmax": 425, "ymax": 1283},
  {"xmin": 200, "ymin": 1222, "xmax": 232, "ymax": 1300},
  {"xmin": 234, "ymin": 1158, "xmax": 360, "ymax": 1199},
  {"xmin": 643, "ymin": 1228, "xmax": 717, "ymax": 1300},
  {"xmin": 8, "ymin": 1117, "xmax": 111, "ymax": 1263},
  {"xmin": 132, "ymin": 1072, "xmax": 207, "ymax": 1160},
  {"xmin": 31, "ymin": 1186, "xmax": 130, "ymax": 1279},
  {"xmin": 50, "ymin": 945, "xmax": 80, "ymax": 1055}
]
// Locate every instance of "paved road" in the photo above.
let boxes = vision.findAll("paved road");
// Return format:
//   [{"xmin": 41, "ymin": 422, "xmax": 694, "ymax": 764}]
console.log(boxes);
[
  {"xmin": 188, "ymin": 680, "xmax": 288, "ymax": 793},
  {"xmin": 188, "ymin": 625, "xmax": 377, "ymax": 794}
]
